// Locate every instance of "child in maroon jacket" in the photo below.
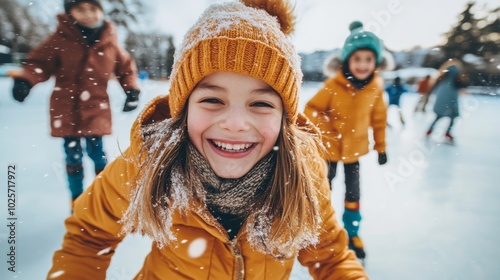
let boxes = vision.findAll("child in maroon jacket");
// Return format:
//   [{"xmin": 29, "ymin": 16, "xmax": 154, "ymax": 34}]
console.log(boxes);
[{"xmin": 9, "ymin": 0, "xmax": 141, "ymax": 206}]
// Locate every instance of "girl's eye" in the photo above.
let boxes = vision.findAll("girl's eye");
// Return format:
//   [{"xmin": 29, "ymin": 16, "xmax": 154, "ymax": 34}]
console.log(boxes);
[
  {"xmin": 251, "ymin": 101, "xmax": 274, "ymax": 108},
  {"xmin": 200, "ymin": 98, "xmax": 222, "ymax": 104}
]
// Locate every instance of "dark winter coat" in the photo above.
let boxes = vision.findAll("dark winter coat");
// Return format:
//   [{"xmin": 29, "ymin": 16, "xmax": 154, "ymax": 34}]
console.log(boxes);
[
  {"xmin": 432, "ymin": 65, "xmax": 465, "ymax": 118},
  {"xmin": 18, "ymin": 14, "xmax": 139, "ymax": 137},
  {"xmin": 46, "ymin": 96, "xmax": 367, "ymax": 279}
]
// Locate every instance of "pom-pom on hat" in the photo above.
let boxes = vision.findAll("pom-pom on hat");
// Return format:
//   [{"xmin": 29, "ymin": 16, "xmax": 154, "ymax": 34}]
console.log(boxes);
[
  {"xmin": 64, "ymin": 0, "xmax": 103, "ymax": 14},
  {"xmin": 341, "ymin": 21, "xmax": 384, "ymax": 65},
  {"xmin": 168, "ymin": 0, "xmax": 302, "ymax": 123}
]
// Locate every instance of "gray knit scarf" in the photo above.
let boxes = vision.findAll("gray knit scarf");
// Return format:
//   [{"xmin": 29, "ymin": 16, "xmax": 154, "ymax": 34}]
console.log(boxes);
[{"xmin": 187, "ymin": 144, "xmax": 275, "ymax": 217}]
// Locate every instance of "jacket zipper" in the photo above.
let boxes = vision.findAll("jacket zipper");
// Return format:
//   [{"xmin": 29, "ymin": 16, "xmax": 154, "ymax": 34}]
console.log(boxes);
[
  {"xmin": 193, "ymin": 209, "xmax": 245, "ymax": 279},
  {"xmin": 230, "ymin": 238, "xmax": 245, "ymax": 280}
]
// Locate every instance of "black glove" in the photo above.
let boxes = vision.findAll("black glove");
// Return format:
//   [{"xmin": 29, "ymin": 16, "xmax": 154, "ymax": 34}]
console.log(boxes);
[
  {"xmin": 123, "ymin": 88, "xmax": 140, "ymax": 112},
  {"xmin": 378, "ymin": 152, "xmax": 388, "ymax": 165},
  {"xmin": 12, "ymin": 79, "xmax": 32, "ymax": 102}
]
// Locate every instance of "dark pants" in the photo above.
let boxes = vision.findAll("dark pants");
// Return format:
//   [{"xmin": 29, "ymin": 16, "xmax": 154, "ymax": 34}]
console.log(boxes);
[
  {"xmin": 63, "ymin": 136, "xmax": 107, "ymax": 199},
  {"xmin": 428, "ymin": 115, "xmax": 455, "ymax": 133},
  {"xmin": 328, "ymin": 161, "xmax": 362, "ymax": 238},
  {"xmin": 327, "ymin": 161, "xmax": 360, "ymax": 202}
]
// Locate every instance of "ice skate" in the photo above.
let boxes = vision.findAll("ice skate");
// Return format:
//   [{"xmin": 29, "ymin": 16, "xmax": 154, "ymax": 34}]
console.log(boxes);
[
  {"xmin": 349, "ymin": 236, "xmax": 366, "ymax": 263},
  {"xmin": 444, "ymin": 132, "xmax": 455, "ymax": 145},
  {"xmin": 425, "ymin": 129, "xmax": 432, "ymax": 138}
]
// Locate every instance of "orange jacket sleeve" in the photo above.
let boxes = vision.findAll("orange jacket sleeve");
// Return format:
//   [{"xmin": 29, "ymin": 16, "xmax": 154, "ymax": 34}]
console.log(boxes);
[
  {"xmin": 304, "ymin": 79, "xmax": 335, "ymax": 137},
  {"xmin": 297, "ymin": 178, "xmax": 368, "ymax": 279},
  {"xmin": 371, "ymin": 88, "xmax": 387, "ymax": 153},
  {"xmin": 304, "ymin": 79, "xmax": 341, "ymax": 162},
  {"xmin": 47, "ymin": 148, "xmax": 138, "ymax": 279}
]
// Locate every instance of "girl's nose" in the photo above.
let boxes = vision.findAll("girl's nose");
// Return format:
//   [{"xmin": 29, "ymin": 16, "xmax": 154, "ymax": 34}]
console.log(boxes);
[{"xmin": 219, "ymin": 107, "xmax": 250, "ymax": 132}]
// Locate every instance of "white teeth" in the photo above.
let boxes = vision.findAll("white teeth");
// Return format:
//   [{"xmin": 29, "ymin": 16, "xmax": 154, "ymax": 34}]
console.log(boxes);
[{"xmin": 213, "ymin": 140, "xmax": 252, "ymax": 151}]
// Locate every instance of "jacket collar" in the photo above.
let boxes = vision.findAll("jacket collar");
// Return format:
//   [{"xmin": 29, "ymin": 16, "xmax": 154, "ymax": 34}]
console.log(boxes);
[{"xmin": 334, "ymin": 69, "xmax": 381, "ymax": 92}]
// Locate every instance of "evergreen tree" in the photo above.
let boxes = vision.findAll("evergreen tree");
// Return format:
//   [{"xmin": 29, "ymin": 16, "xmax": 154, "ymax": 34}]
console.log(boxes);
[
  {"xmin": 0, "ymin": 0, "xmax": 50, "ymax": 56},
  {"xmin": 441, "ymin": 2, "xmax": 483, "ymax": 59},
  {"xmin": 479, "ymin": 7, "xmax": 500, "ymax": 59},
  {"xmin": 126, "ymin": 32, "xmax": 173, "ymax": 79},
  {"xmin": 424, "ymin": 1, "xmax": 500, "ymax": 71},
  {"xmin": 107, "ymin": 0, "xmax": 144, "ymax": 30}
]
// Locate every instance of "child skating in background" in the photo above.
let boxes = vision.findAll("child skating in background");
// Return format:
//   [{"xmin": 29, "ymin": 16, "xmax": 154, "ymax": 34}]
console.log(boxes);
[
  {"xmin": 47, "ymin": 1, "xmax": 368, "ymax": 279},
  {"xmin": 385, "ymin": 76, "xmax": 409, "ymax": 126},
  {"xmin": 426, "ymin": 59, "xmax": 468, "ymax": 142},
  {"xmin": 304, "ymin": 20, "xmax": 388, "ymax": 261},
  {"xmin": 9, "ymin": 0, "xmax": 140, "ymax": 206},
  {"xmin": 414, "ymin": 74, "xmax": 432, "ymax": 112}
]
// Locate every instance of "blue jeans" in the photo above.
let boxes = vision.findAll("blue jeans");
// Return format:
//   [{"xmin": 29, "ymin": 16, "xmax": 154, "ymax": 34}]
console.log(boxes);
[{"xmin": 63, "ymin": 136, "xmax": 107, "ymax": 199}]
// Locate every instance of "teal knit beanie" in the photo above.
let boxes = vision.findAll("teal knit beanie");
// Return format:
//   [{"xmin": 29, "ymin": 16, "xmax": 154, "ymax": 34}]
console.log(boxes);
[{"xmin": 341, "ymin": 21, "xmax": 383, "ymax": 65}]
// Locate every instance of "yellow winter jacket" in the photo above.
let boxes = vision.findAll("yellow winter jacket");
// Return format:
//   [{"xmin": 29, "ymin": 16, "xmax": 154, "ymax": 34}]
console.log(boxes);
[
  {"xmin": 304, "ymin": 71, "xmax": 387, "ymax": 163},
  {"xmin": 47, "ymin": 96, "xmax": 368, "ymax": 279}
]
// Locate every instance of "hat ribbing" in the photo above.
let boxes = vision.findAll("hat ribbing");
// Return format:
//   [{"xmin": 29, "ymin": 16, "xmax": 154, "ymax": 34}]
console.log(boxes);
[{"xmin": 168, "ymin": 0, "xmax": 302, "ymax": 123}]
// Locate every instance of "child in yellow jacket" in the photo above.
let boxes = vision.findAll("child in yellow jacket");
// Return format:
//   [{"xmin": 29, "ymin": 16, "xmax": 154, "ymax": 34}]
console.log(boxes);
[
  {"xmin": 46, "ymin": 1, "xmax": 368, "ymax": 279},
  {"xmin": 304, "ymin": 21, "xmax": 388, "ymax": 261}
]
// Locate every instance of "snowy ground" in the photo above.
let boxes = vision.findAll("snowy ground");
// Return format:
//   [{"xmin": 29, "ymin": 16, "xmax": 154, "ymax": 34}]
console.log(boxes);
[{"xmin": 1, "ymin": 77, "xmax": 499, "ymax": 279}]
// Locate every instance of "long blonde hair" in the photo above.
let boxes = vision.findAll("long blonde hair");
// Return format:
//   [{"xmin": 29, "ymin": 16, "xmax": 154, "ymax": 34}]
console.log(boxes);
[{"xmin": 122, "ymin": 108, "xmax": 326, "ymax": 258}]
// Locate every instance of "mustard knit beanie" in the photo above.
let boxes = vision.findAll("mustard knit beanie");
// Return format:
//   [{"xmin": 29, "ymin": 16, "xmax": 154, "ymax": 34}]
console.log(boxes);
[{"xmin": 168, "ymin": 0, "xmax": 302, "ymax": 123}]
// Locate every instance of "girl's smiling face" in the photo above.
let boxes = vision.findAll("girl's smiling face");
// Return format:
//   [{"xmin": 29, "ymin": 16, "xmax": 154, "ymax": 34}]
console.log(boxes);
[
  {"xmin": 187, "ymin": 72, "xmax": 283, "ymax": 179},
  {"xmin": 70, "ymin": 2, "xmax": 104, "ymax": 28},
  {"xmin": 348, "ymin": 49, "xmax": 376, "ymax": 80}
]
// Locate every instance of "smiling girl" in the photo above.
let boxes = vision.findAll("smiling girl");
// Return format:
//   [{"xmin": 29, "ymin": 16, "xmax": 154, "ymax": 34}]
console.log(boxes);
[{"xmin": 47, "ymin": 1, "xmax": 367, "ymax": 279}]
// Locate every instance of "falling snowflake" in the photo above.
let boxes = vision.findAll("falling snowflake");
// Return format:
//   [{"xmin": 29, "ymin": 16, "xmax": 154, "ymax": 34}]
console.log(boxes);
[
  {"xmin": 188, "ymin": 238, "xmax": 207, "ymax": 258},
  {"xmin": 97, "ymin": 247, "xmax": 112, "ymax": 256},
  {"xmin": 53, "ymin": 120, "xmax": 62, "ymax": 128},
  {"xmin": 80, "ymin": 90, "xmax": 91, "ymax": 101},
  {"xmin": 48, "ymin": 270, "xmax": 65, "ymax": 278}
]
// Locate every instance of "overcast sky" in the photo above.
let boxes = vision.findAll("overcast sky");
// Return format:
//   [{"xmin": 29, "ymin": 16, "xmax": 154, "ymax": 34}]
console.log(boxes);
[{"xmin": 149, "ymin": 0, "xmax": 499, "ymax": 53}]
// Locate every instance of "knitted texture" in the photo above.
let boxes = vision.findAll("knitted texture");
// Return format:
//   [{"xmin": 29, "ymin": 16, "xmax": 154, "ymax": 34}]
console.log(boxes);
[
  {"xmin": 169, "ymin": 0, "xmax": 302, "ymax": 123},
  {"xmin": 341, "ymin": 21, "xmax": 384, "ymax": 64},
  {"xmin": 188, "ymin": 143, "xmax": 274, "ymax": 217}
]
